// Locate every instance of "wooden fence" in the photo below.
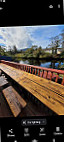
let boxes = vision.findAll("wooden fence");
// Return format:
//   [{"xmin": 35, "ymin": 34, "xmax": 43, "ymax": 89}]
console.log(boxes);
[{"xmin": 1, "ymin": 60, "xmax": 64, "ymax": 85}]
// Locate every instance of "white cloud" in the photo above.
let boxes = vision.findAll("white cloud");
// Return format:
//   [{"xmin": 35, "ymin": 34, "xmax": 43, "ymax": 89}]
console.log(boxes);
[
  {"xmin": 26, "ymin": 25, "xmax": 63, "ymax": 48},
  {"xmin": 0, "ymin": 26, "xmax": 33, "ymax": 50},
  {"xmin": 0, "ymin": 25, "xmax": 53, "ymax": 50},
  {"xmin": 0, "ymin": 25, "xmax": 63, "ymax": 50}
]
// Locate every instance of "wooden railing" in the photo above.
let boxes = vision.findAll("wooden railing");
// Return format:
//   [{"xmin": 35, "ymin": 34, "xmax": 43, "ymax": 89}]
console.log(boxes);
[{"xmin": 1, "ymin": 60, "xmax": 64, "ymax": 85}]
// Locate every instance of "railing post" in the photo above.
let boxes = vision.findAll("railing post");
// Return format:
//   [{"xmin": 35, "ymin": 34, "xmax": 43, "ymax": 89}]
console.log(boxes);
[
  {"xmin": 35, "ymin": 68, "xmax": 37, "ymax": 75},
  {"xmin": 28, "ymin": 67, "xmax": 29, "ymax": 73},
  {"xmin": 24, "ymin": 66, "xmax": 25, "ymax": 71},
  {"xmin": 41, "ymin": 70, "xmax": 44, "ymax": 77},
  {"xmin": 61, "ymin": 76, "xmax": 64, "ymax": 85},
  {"xmin": 50, "ymin": 72, "xmax": 53, "ymax": 80},
  {"xmin": 32, "ymin": 68, "xmax": 34, "ymax": 74},
  {"xmin": 55, "ymin": 73, "xmax": 59, "ymax": 83},
  {"xmin": 30, "ymin": 67, "xmax": 31, "ymax": 73},
  {"xmin": 38, "ymin": 69, "xmax": 40, "ymax": 76},
  {"xmin": 20, "ymin": 65, "xmax": 22, "ymax": 70},
  {"xmin": 26, "ymin": 66, "xmax": 27, "ymax": 72},
  {"xmin": 1, "ymin": 60, "xmax": 64, "ymax": 86},
  {"xmin": 45, "ymin": 71, "xmax": 48, "ymax": 79},
  {"xmin": 23, "ymin": 65, "xmax": 24, "ymax": 70}
]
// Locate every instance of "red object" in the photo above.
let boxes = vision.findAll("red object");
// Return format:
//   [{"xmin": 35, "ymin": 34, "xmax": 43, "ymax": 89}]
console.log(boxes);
[{"xmin": 1, "ymin": 60, "xmax": 64, "ymax": 85}]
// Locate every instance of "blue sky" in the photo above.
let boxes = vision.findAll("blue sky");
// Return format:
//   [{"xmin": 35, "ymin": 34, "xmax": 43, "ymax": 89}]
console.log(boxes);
[{"xmin": 0, "ymin": 25, "xmax": 64, "ymax": 50}]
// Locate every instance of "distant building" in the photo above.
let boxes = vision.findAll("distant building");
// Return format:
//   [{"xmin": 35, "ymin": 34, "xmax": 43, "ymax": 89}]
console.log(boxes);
[
  {"xmin": 57, "ymin": 48, "xmax": 63, "ymax": 54},
  {"xmin": 43, "ymin": 47, "xmax": 64, "ymax": 54}
]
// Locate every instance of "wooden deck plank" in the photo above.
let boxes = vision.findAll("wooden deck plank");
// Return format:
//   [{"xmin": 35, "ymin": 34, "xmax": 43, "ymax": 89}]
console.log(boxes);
[
  {"xmin": 1, "ymin": 63, "xmax": 64, "ymax": 96},
  {"xmin": 18, "ymin": 77, "xmax": 64, "ymax": 115},
  {"xmin": 0, "ymin": 63, "xmax": 64, "ymax": 94},
  {"xmin": 19, "ymin": 77, "xmax": 64, "ymax": 104},
  {"xmin": 2, "ymin": 86, "xmax": 27, "ymax": 117},
  {"xmin": 0, "ymin": 63, "xmax": 64, "ymax": 115},
  {"xmin": 1, "ymin": 64, "xmax": 64, "ymax": 89},
  {"xmin": 23, "ymin": 72, "xmax": 64, "ymax": 97}
]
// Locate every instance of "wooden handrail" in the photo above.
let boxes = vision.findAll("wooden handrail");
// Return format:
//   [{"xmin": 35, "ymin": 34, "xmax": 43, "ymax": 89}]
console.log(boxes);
[{"xmin": 1, "ymin": 60, "xmax": 64, "ymax": 85}]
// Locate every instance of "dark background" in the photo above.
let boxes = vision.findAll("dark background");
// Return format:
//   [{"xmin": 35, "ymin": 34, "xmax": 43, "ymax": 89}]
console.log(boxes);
[
  {"xmin": 0, "ymin": 0, "xmax": 63, "ymax": 26},
  {"xmin": 0, "ymin": 1, "xmax": 64, "ymax": 141},
  {"xmin": 1, "ymin": 116, "xmax": 64, "ymax": 142}
]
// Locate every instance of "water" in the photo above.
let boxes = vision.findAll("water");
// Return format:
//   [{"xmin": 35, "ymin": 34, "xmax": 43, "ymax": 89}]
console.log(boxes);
[{"xmin": 19, "ymin": 59, "xmax": 64, "ymax": 69}]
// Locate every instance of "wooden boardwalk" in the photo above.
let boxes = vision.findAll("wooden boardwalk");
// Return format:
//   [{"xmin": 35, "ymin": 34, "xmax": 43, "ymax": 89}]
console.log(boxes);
[{"xmin": 0, "ymin": 63, "xmax": 64, "ymax": 115}]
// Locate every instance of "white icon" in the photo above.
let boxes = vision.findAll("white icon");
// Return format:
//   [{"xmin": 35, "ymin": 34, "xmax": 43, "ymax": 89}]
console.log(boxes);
[
  {"xmin": 7, "ymin": 129, "xmax": 15, "ymax": 137},
  {"xmin": 23, "ymin": 121, "xmax": 26, "ymax": 125},
  {"xmin": 56, "ymin": 127, "xmax": 60, "ymax": 132},
  {"xmin": 31, "ymin": 139, "xmax": 38, "ymax": 142},
  {"xmin": 40, "ymin": 127, "xmax": 44, "ymax": 132},
  {"xmin": 53, "ymin": 127, "xmax": 63, "ymax": 136},
  {"xmin": 24, "ymin": 128, "xmax": 29, "ymax": 133},
  {"xmin": 58, "ymin": 4, "xmax": 60, "ymax": 8},
  {"xmin": 49, "ymin": 5, "xmax": 53, "ymax": 8},
  {"xmin": 53, "ymin": 139, "xmax": 55, "ymax": 142},
  {"xmin": 9, "ymin": 129, "xmax": 13, "ymax": 134},
  {"xmin": 24, "ymin": 128, "xmax": 30, "ymax": 137}
]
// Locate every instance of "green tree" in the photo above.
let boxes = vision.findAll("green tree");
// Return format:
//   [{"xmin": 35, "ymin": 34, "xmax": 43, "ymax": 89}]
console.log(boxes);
[
  {"xmin": 60, "ymin": 29, "xmax": 64, "ymax": 48},
  {"xmin": 0, "ymin": 46, "xmax": 6, "ymax": 56},
  {"xmin": 13, "ymin": 45, "xmax": 18, "ymax": 54},
  {"xmin": 49, "ymin": 36, "xmax": 60, "ymax": 54}
]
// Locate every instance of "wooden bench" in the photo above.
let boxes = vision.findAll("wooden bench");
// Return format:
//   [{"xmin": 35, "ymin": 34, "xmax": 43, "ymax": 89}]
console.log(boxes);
[
  {"xmin": 2, "ymin": 86, "xmax": 27, "ymax": 117},
  {"xmin": 0, "ymin": 76, "xmax": 8, "ymax": 87},
  {"xmin": 0, "ymin": 73, "xmax": 27, "ymax": 117},
  {"xmin": 0, "ymin": 63, "xmax": 64, "ymax": 115}
]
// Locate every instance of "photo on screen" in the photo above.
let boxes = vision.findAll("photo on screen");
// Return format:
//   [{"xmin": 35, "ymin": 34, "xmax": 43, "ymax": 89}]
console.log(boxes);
[{"xmin": 0, "ymin": 25, "xmax": 64, "ymax": 118}]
